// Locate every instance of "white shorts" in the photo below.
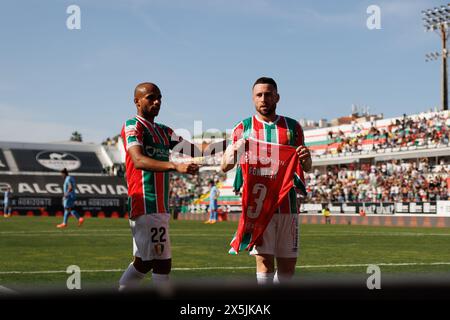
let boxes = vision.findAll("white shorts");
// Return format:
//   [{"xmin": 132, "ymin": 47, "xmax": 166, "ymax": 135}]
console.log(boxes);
[
  {"xmin": 129, "ymin": 213, "xmax": 171, "ymax": 261},
  {"xmin": 250, "ymin": 214, "xmax": 299, "ymax": 258}
]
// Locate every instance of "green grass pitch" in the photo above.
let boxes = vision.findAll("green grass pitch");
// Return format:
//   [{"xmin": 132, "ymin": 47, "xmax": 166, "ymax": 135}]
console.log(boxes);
[{"xmin": 1, "ymin": 216, "xmax": 450, "ymax": 291}]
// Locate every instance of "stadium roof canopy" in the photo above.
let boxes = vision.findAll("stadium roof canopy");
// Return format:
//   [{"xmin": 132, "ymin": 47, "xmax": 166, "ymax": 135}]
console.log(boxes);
[{"xmin": 0, "ymin": 140, "xmax": 113, "ymax": 175}]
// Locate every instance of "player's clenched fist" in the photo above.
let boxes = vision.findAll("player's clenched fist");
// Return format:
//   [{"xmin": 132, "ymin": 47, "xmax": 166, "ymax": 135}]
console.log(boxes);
[
  {"xmin": 296, "ymin": 145, "xmax": 311, "ymax": 161},
  {"xmin": 296, "ymin": 145, "xmax": 312, "ymax": 172}
]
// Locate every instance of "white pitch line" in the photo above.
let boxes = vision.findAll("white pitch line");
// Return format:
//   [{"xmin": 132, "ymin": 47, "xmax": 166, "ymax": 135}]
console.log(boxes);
[{"xmin": 2, "ymin": 262, "xmax": 450, "ymax": 275}]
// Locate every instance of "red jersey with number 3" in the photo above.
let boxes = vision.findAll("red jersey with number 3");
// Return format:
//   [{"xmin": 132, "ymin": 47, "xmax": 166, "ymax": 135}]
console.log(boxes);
[
  {"xmin": 232, "ymin": 115, "xmax": 305, "ymax": 215},
  {"xmin": 230, "ymin": 138, "xmax": 306, "ymax": 253}
]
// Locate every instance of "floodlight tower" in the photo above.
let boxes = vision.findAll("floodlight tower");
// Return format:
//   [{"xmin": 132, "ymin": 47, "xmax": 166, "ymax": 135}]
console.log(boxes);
[{"xmin": 423, "ymin": 4, "xmax": 450, "ymax": 111}]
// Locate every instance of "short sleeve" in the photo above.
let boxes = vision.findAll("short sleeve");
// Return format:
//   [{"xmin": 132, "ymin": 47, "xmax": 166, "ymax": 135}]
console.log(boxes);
[
  {"xmin": 231, "ymin": 122, "xmax": 244, "ymax": 144},
  {"xmin": 123, "ymin": 120, "xmax": 143, "ymax": 150}
]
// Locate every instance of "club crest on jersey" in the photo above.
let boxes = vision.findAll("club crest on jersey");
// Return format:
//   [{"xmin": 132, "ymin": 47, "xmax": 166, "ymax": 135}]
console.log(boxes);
[{"xmin": 154, "ymin": 243, "xmax": 164, "ymax": 256}]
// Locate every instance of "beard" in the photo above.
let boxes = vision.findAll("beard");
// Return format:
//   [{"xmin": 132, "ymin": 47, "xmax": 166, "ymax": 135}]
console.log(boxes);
[
  {"xmin": 257, "ymin": 105, "xmax": 276, "ymax": 116},
  {"xmin": 142, "ymin": 106, "xmax": 160, "ymax": 118}
]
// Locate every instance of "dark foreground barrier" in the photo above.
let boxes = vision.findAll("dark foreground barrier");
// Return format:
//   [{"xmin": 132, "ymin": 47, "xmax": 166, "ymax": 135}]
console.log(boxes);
[
  {"xmin": 2, "ymin": 276, "xmax": 450, "ymax": 301},
  {"xmin": 2, "ymin": 278, "xmax": 450, "ymax": 318}
]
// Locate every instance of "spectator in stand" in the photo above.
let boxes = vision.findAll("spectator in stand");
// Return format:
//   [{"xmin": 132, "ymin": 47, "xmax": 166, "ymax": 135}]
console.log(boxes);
[
  {"xmin": 312, "ymin": 111, "xmax": 450, "ymax": 157},
  {"xmin": 304, "ymin": 158, "xmax": 450, "ymax": 204}
]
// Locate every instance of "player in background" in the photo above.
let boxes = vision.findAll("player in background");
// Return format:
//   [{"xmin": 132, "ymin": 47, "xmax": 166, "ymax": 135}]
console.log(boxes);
[
  {"xmin": 3, "ymin": 186, "xmax": 12, "ymax": 218},
  {"xmin": 205, "ymin": 180, "xmax": 220, "ymax": 224},
  {"xmin": 57, "ymin": 168, "xmax": 84, "ymax": 228},
  {"xmin": 119, "ymin": 82, "xmax": 201, "ymax": 290},
  {"xmin": 221, "ymin": 77, "xmax": 312, "ymax": 284}
]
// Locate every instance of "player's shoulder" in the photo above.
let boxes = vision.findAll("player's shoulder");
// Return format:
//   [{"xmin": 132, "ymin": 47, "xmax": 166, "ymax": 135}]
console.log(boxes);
[
  {"xmin": 232, "ymin": 116, "xmax": 253, "ymax": 130},
  {"xmin": 282, "ymin": 116, "xmax": 303, "ymax": 130},
  {"xmin": 281, "ymin": 115, "xmax": 301, "ymax": 125},
  {"xmin": 124, "ymin": 117, "xmax": 139, "ymax": 127}
]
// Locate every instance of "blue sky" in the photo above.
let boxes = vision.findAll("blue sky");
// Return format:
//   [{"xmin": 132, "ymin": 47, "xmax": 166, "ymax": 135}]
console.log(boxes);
[{"xmin": 0, "ymin": 0, "xmax": 446, "ymax": 143}]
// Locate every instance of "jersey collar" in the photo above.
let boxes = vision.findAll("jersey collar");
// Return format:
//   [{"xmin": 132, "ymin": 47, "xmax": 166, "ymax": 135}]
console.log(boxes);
[
  {"xmin": 254, "ymin": 114, "xmax": 280, "ymax": 125},
  {"xmin": 135, "ymin": 115, "xmax": 156, "ymax": 130}
]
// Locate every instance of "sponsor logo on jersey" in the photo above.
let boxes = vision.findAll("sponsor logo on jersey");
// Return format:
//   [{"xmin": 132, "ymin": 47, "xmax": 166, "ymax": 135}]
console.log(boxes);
[
  {"xmin": 36, "ymin": 151, "xmax": 81, "ymax": 171},
  {"xmin": 144, "ymin": 146, "xmax": 169, "ymax": 159}
]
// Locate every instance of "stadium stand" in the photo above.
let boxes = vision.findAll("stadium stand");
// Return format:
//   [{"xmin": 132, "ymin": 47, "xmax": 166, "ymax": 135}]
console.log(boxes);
[
  {"xmin": 171, "ymin": 110, "xmax": 450, "ymax": 225},
  {"xmin": 306, "ymin": 110, "xmax": 450, "ymax": 157}
]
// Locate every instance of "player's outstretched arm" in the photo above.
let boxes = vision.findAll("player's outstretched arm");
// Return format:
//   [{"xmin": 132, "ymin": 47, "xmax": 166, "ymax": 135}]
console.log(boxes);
[
  {"xmin": 220, "ymin": 139, "xmax": 245, "ymax": 173},
  {"xmin": 128, "ymin": 145, "xmax": 199, "ymax": 174}
]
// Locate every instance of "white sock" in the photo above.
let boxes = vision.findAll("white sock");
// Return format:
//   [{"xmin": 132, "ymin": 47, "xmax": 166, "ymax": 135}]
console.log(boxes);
[
  {"xmin": 118, "ymin": 263, "xmax": 146, "ymax": 291},
  {"xmin": 273, "ymin": 271, "xmax": 292, "ymax": 284},
  {"xmin": 256, "ymin": 272, "xmax": 274, "ymax": 285},
  {"xmin": 152, "ymin": 273, "xmax": 169, "ymax": 286}
]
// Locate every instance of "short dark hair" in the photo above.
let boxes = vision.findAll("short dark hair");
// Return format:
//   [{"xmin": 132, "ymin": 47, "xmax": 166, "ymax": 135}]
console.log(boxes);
[
  {"xmin": 253, "ymin": 77, "xmax": 278, "ymax": 91},
  {"xmin": 61, "ymin": 168, "xmax": 69, "ymax": 175},
  {"xmin": 209, "ymin": 180, "xmax": 215, "ymax": 185}
]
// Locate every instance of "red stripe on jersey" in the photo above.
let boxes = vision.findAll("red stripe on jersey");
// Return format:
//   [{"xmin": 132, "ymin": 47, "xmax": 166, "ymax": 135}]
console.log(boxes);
[
  {"xmin": 155, "ymin": 125, "xmax": 170, "ymax": 146},
  {"xmin": 136, "ymin": 116, "xmax": 162, "ymax": 144},
  {"xmin": 277, "ymin": 122, "xmax": 291, "ymax": 213},
  {"xmin": 138, "ymin": 121, "xmax": 146, "ymax": 145},
  {"xmin": 121, "ymin": 125, "xmax": 145, "ymax": 216},
  {"xmin": 252, "ymin": 116, "xmax": 264, "ymax": 140},
  {"xmin": 154, "ymin": 172, "xmax": 166, "ymax": 212},
  {"xmin": 130, "ymin": 171, "xmax": 145, "ymax": 215},
  {"xmin": 277, "ymin": 116, "xmax": 289, "ymax": 145},
  {"xmin": 232, "ymin": 123, "xmax": 244, "ymax": 143},
  {"xmin": 147, "ymin": 124, "xmax": 162, "ymax": 144},
  {"xmin": 125, "ymin": 129, "xmax": 138, "ymax": 137}
]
